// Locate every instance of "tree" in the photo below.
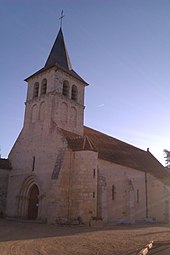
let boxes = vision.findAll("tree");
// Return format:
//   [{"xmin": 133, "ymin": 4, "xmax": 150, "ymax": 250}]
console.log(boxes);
[{"xmin": 164, "ymin": 149, "xmax": 170, "ymax": 168}]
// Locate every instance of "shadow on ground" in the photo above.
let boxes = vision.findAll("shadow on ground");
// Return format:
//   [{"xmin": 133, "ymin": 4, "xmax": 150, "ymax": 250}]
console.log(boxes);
[{"xmin": 1, "ymin": 219, "xmax": 170, "ymax": 243}]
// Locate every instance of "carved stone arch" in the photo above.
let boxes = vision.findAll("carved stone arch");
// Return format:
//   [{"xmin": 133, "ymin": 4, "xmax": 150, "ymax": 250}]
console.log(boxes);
[
  {"xmin": 17, "ymin": 175, "xmax": 40, "ymax": 220},
  {"xmin": 31, "ymin": 104, "xmax": 38, "ymax": 123},
  {"xmin": 70, "ymin": 106, "xmax": 77, "ymax": 127},
  {"xmin": 39, "ymin": 101, "xmax": 45, "ymax": 121}
]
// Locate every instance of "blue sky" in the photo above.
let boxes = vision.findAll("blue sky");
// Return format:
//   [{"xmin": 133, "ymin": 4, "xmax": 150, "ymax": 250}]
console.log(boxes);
[{"xmin": 1, "ymin": 0, "xmax": 170, "ymax": 165}]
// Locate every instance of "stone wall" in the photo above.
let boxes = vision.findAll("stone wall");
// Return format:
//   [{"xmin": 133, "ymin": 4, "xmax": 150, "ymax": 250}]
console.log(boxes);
[
  {"xmin": 47, "ymin": 149, "xmax": 98, "ymax": 224},
  {"xmin": 25, "ymin": 68, "xmax": 85, "ymax": 136},
  {"xmin": 7, "ymin": 124, "xmax": 66, "ymax": 221},
  {"xmin": 69, "ymin": 150, "xmax": 98, "ymax": 223},
  {"xmin": 0, "ymin": 166, "xmax": 10, "ymax": 217},
  {"xmin": 98, "ymin": 159, "xmax": 169, "ymax": 224}
]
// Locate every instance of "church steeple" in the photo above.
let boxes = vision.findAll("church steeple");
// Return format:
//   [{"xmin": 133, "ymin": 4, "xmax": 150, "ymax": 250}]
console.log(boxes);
[
  {"xmin": 25, "ymin": 28, "xmax": 87, "ymax": 85},
  {"xmin": 24, "ymin": 26, "xmax": 88, "ymax": 136},
  {"xmin": 45, "ymin": 28, "xmax": 72, "ymax": 71}
]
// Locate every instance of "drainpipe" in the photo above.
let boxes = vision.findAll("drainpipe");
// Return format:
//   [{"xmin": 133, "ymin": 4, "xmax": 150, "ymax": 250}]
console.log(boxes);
[{"xmin": 145, "ymin": 172, "xmax": 148, "ymax": 218}]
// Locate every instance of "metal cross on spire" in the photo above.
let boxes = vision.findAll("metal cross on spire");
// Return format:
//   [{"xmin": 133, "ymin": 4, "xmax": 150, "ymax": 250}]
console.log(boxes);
[{"xmin": 59, "ymin": 10, "xmax": 64, "ymax": 28}]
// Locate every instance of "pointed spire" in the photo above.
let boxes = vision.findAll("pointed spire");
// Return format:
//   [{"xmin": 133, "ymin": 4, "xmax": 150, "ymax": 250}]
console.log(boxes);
[
  {"xmin": 25, "ymin": 27, "xmax": 88, "ymax": 85},
  {"xmin": 45, "ymin": 28, "xmax": 72, "ymax": 71}
]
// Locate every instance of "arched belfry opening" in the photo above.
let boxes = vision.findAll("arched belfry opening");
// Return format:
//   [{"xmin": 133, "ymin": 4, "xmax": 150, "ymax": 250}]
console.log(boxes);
[{"xmin": 17, "ymin": 176, "xmax": 40, "ymax": 220}]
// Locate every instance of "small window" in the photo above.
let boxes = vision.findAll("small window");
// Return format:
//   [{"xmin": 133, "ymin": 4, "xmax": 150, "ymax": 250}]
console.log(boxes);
[
  {"xmin": 32, "ymin": 156, "xmax": 35, "ymax": 171},
  {"xmin": 33, "ymin": 82, "xmax": 39, "ymax": 98},
  {"xmin": 112, "ymin": 185, "xmax": 115, "ymax": 200},
  {"xmin": 63, "ymin": 80, "xmax": 69, "ymax": 97},
  {"xmin": 41, "ymin": 79, "xmax": 47, "ymax": 95},
  {"xmin": 71, "ymin": 85, "xmax": 77, "ymax": 101},
  {"xmin": 93, "ymin": 169, "xmax": 96, "ymax": 178},
  {"xmin": 93, "ymin": 192, "xmax": 95, "ymax": 198}
]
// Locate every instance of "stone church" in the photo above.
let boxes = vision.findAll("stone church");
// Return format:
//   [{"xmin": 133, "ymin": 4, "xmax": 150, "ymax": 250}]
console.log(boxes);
[{"xmin": 1, "ymin": 27, "xmax": 170, "ymax": 224}]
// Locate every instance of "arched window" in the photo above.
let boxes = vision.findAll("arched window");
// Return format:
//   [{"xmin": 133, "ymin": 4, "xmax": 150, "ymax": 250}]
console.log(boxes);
[
  {"xmin": 33, "ymin": 82, "xmax": 39, "ymax": 98},
  {"xmin": 62, "ymin": 80, "xmax": 69, "ymax": 97},
  {"xmin": 41, "ymin": 79, "xmax": 47, "ymax": 95},
  {"xmin": 71, "ymin": 85, "xmax": 77, "ymax": 101},
  {"xmin": 112, "ymin": 185, "xmax": 115, "ymax": 200}
]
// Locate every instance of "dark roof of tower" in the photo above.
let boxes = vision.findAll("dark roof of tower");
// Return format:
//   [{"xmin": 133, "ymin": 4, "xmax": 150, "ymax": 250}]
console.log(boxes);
[
  {"xmin": 25, "ymin": 28, "xmax": 88, "ymax": 85},
  {"xmin": 45, "ymin": 28, "xmax": 72, "ymax": 70},
  {"xmin": 61, "ymin": 126, "xmax": 170, "ymax": 186}
]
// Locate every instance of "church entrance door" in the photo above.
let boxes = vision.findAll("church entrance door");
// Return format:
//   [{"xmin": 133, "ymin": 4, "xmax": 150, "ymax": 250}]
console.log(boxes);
[{"xmin": 27, "ymin": 184, "xmax": 39, "ymax": 220}]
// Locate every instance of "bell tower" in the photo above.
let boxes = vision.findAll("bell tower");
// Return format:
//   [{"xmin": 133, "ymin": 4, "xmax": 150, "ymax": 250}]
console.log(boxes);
[
  {"xmin": 24, "ymin": 28, "xmax": 88, "ymax": 136},
  {"xmin": 7, "ymin": 26, "xmax": 89, "ymax": 221}
]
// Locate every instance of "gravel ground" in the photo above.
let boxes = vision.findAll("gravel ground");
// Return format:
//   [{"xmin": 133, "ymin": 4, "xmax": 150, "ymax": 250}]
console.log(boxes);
[{"xmin": 1, "ymin": 219, "xmax": 170, "ymax": 255}]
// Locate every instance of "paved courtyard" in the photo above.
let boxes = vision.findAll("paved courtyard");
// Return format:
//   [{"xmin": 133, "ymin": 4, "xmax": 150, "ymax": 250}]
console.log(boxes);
[{"xmin": 1, "ymin": 219, "xmax": 170, "ymax": 255}]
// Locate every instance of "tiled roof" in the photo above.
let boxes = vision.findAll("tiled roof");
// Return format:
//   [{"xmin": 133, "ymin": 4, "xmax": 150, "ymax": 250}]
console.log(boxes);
[
  {"xmin": 84, "ymin": 126, "xmax": 160, "ymax": 171},
  {"xmin": 0, "ymin": 158, "xmax": 11, "ymax": 170},
  {"xmin": 61, "ymin": 126, "xmax": 170, "ymax": 185}
]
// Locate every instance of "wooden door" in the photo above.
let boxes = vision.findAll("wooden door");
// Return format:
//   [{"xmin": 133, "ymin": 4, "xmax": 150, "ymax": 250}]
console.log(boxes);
[{"xmin": 28, "ymin": 184, "xmax": 39, "ymax": 220}]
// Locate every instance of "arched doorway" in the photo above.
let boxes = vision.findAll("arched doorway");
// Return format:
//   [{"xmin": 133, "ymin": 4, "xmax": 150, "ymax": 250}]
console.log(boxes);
[{"xmin": 28, "ymin": 184, "xmax": 39, "ymax": 220}]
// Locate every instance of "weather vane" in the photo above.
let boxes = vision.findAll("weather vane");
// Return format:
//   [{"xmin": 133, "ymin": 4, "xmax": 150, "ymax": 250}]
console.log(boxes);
[{"xmin": 59, "ymin": 10, "xmax": 64, "ymax": 28}]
